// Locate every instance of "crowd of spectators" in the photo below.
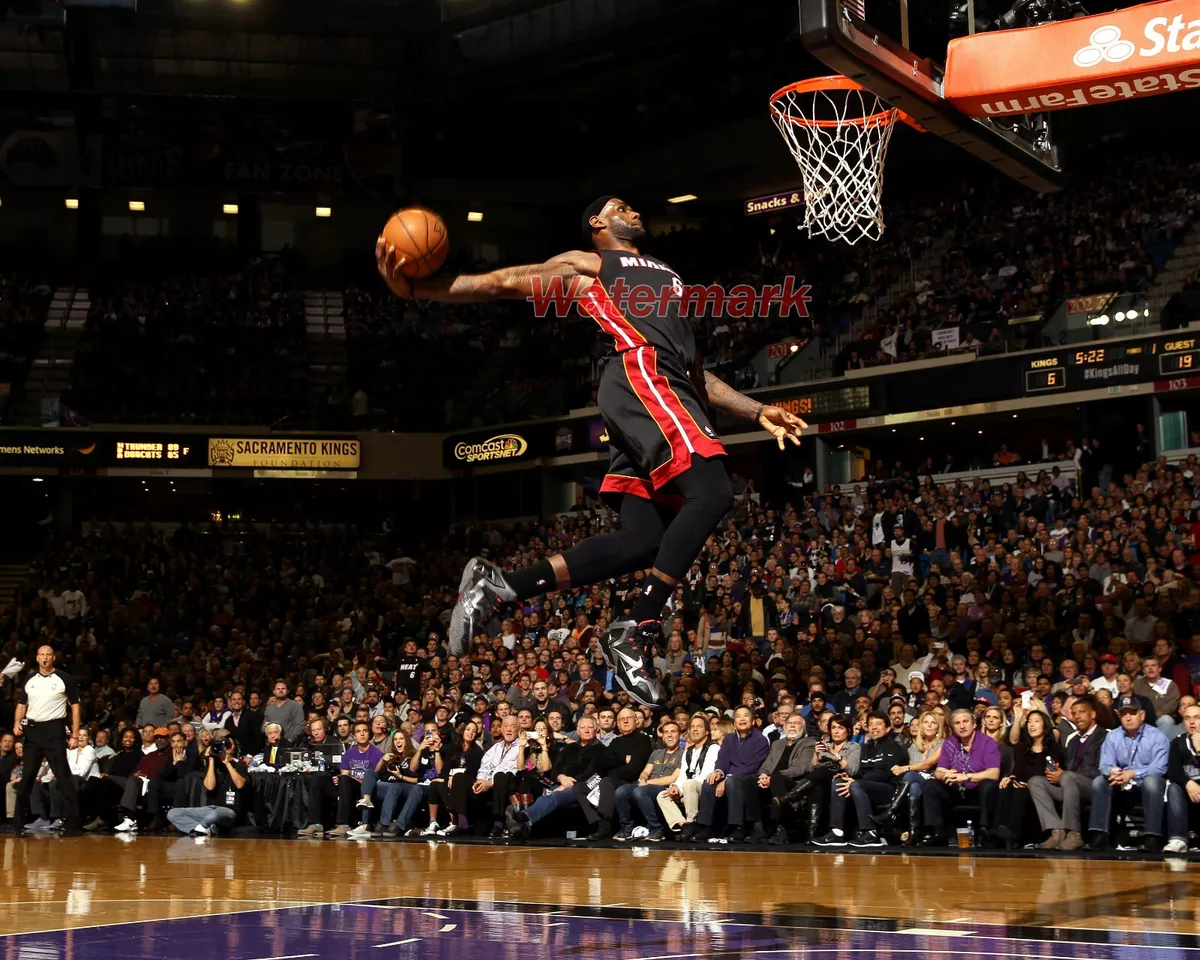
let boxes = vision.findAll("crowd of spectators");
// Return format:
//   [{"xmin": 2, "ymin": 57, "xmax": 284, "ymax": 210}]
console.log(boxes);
[
  {"xmin": 1, "ymin": 437, "xmax": 1199, "ymax": 853},
  {"xmin": 839, "ymin": 150, "xmax": 1200, "ymax": 371},
  {"xmin": 63, "ymin": 244, "xmax": 309, "ymax": 426}
]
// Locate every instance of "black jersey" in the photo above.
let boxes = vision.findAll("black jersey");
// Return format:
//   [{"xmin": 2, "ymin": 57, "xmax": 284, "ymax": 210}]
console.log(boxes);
[
  {"xmin": 392, "ymin": 659, "xmax": 423, "ymax": 699},
  {"xmin": 579, "ymin": 249, "xmax": 696, "ymax": 367}
]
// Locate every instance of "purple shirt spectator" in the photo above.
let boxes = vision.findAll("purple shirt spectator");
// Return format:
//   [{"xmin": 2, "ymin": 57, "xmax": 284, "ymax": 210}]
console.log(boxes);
[
  {"xmin": 340, "ymin": 743, "xmax": 384, "ymax": 780},
  {"xmin": 936, "ymin": 732, "xmax": 1002, "ymax": 789},
  {"xmin": 716, "ymin": 728, "xmax": 769, "ymax": 777}
]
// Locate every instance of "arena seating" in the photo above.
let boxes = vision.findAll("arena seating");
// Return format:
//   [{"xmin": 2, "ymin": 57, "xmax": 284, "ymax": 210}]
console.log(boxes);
[
  {"xmin": 3, "ymin": 436, "xmax": 1196, "ymax": 852},
  {"xmin": 0, "ymin": 274, "xmax": 52, "ymax": 423},
  {"xmin": 60, "ymin": 249, "xmax": 309, "ymax": 426}
]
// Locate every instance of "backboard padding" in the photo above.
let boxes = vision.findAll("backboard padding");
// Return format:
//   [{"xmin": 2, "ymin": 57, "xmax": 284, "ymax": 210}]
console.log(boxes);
[{"xmin": 798, "ymin": 0, "xmax": 1063, "ymax": 191}]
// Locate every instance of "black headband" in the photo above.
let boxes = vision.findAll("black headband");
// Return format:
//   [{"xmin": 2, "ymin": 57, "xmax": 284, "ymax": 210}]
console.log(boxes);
[{"xmin": 581, "ymin": 195, "xmax": 617, "ymax": 235}]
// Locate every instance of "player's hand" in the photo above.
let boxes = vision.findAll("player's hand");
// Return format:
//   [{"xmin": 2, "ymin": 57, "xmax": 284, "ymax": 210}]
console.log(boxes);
[
  {"xmin": 757, "ymin": 405, "xmax": 807, "ymax": 450},
  {"xmin": 375, "ymin": 235, "xmax": 413, "ymax": 299}
]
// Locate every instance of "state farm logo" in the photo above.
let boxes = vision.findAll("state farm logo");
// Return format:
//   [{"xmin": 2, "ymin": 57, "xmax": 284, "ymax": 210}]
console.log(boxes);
[
  {"xmin": 1074, "ymin": 25, "xmax": 1135, "ymax": 66},
  {"xmin": 1071, "ymin": 15, "xmax": 1200, "ymax": 69}
]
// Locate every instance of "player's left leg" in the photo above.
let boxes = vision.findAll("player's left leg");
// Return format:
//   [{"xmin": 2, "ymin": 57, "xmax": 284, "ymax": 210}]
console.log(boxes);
[{"xmin": 599, "ymin": 454, "xmax": 732, "ymax": 705}]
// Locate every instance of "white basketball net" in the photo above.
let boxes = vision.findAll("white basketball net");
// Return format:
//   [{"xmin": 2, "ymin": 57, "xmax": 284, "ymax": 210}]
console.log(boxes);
[{"xmin": 770, "ymin": 81, "xmax": 900, "ymax": 245}]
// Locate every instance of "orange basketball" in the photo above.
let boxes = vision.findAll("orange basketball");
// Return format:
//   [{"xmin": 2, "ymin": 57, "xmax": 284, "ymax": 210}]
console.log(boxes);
[{"xmin": 380, "ymin": 208, "xmax": 449, "ymax": 279}]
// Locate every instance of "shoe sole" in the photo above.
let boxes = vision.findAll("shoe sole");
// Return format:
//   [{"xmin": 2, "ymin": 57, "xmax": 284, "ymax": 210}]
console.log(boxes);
[{"xmin": 850, "ymin": 841, "xmax": 887, "ymax": 848}]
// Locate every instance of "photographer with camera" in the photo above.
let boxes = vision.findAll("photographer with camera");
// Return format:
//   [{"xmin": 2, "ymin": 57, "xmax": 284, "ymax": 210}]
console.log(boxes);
[
  {"xmin": 166, "ymin": 735, "xmax": 247, "ymax": 837},
  {"xmin": 802, "ymin": 715, "xmax": 862, "ymax": 842}
]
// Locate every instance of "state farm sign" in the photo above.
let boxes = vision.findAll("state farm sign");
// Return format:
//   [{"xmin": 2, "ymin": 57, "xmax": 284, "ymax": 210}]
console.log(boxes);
[{"xmin": 946, "ymin": 0, "xmax": 1200, "ymax": 116}]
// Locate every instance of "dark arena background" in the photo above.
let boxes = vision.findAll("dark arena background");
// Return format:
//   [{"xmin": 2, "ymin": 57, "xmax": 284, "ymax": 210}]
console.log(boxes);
[{"xmin": 0, "ymin": 0, "xmax": 1199, "ymax": 956}]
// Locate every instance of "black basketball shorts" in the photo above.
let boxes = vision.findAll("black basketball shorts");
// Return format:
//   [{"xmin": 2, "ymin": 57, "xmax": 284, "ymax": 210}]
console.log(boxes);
[{"xmin": 595, "ymin": 344, "xmax": 726, "ymax": 509}]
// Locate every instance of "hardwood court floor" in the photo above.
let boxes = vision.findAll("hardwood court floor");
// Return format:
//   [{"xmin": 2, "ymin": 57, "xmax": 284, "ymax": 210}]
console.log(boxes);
[{"xmin": 0, "ymin": 836, "xmax": 1197, "ymax": 959}]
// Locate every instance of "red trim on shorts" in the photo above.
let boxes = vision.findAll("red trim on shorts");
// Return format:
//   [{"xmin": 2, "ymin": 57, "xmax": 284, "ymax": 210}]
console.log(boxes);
[
  {"xmin": 618, "ymin": 347, "xmax": 725, "ymax": 490},
  {"xmin": 599, "ymin": 473, "xmax": 684, "ymax": 513}
]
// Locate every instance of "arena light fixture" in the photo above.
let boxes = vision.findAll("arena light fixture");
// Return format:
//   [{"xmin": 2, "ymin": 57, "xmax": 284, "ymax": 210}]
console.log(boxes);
[
  {"xmin": 1114, "ymin": 310, "xmax": 1125, "ymax": 321},
  {"xmin": 65, "ymin": 198, "xmax": 79, "ymax": 209},
  {"xmin": 1144, "ymin": 307, "xmax": 1151, "ymax": 317},
  {"xmin": 129, "ymin": 200, "xmax": 145, "ymax": 212},
  {"xmin": 1089, "ymin": 314, "xmax": 1109, "ymax": 326},
  {"xmin": 315, "ymin": 206, "xmax": 332, "ymax": 218},
  {"xmin": 222, "ymin": 203, "xmax": 239, "ymax": 215},
  {"xmin": 467, "ymin": 211, "xmax": 483, "ymax": 222},
  {"xmin": 32, "ymin": 477, "xmax": 43, "ymax": 483},
  {"xmin": 667, "ymin": 194, "xmax": 698, "ymax": 203},
  {"xmin": 789, "ymin": 343, "xmax": 800, "ymax": 353}
]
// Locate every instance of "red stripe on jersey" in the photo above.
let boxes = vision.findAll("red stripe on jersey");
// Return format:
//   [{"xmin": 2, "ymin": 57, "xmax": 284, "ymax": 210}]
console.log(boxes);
[{"xmin": 579, "ymin": 282, "xmax": 646, "ymax": 353}]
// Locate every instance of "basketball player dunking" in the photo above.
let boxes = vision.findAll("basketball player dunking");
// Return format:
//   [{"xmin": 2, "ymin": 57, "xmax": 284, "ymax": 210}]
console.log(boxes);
[{"xmin": 376, "ymin": 196, "xmax": 806, "ymax": 705}]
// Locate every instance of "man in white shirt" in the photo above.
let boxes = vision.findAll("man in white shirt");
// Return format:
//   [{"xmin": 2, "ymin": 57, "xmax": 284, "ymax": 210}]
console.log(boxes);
[
  {"xmin": 888, "ymin": 523, "xmax": 915, "ymax": 595},
  {"xmin": 60, "ymin": 584, "xmax": 87, "ymax": 621},
  {"xmin": 657, "ymin": 717, "xmax": 718, "ymax": 832},
  {"xmin": 473, "ymin": 716, "xmax": 522, "ymax": 837}
]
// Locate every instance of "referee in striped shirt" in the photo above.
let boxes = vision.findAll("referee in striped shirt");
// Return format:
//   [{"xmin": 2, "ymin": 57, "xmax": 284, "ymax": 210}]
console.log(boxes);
[{"xmin": 14, "ymin": 645, "xmax": 81, "ymax": 835}]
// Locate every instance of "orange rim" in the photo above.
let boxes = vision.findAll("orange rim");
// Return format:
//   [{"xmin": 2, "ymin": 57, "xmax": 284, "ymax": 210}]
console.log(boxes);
[{"xmin": 769, "ymin": 75, "xmax": 925, "ymax": 132}]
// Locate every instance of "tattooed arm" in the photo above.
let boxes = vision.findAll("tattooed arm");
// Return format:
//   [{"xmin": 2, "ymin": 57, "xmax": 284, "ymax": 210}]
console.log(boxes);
[
  {"xmin": 703, "ymin": 371, "xmax": 762, "ymax": 421},
  {"xmin": 704, "ymin": 370, "xmax": 808, "ymax": 450},
  {"xmin": 376, "ymin": 244, "xmax": 600, "ymax": 302}
]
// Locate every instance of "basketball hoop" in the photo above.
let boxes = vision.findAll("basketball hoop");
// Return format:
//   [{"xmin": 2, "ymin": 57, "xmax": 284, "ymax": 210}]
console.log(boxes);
[{"xmin": 769, "ymin": 76, "xmax": 923, "ymax": 246}]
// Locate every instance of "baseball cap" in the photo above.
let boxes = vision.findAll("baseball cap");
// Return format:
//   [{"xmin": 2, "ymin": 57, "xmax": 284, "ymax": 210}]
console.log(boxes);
[
  {"xmin": 1100, "ymin": 653, "xmax": 1119, "ymax": 664},
  {"xmin": 1115, "ymin": 695, "xmax": 1141, "ymax": 713},
  {"xmin": 154, "ymin": 727, "xmax": 169, "ymax": 737},
  {"xmin": 771, "ymin": 671, "xmax": 789, "ymax": 681},
  {"xmin": 1069, "ymin": 675, "xmax": 1088, "ymax": 687},
  {"xmin": 908, "ymin": 670, "xmax": 925, "ymax": 682}
]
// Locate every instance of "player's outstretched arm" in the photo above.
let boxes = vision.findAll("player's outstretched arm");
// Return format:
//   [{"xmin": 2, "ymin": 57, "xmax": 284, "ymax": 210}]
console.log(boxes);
[
  {"xmin": 703, "ymin": 370, "xmax": 807, "ymax": 450},
  {"xmin": 376, "ymin": 242, "xmax": 600, "ymax": 302}
]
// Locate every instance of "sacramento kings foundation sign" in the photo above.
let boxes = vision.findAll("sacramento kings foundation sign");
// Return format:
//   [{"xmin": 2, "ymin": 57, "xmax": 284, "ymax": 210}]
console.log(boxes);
[{"xmin": 208, "ymin": 437, "xmax": 361, "ymax": 469}]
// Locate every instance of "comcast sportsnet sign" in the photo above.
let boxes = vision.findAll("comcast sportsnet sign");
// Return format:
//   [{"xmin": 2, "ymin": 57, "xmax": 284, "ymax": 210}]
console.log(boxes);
[
  {"xmin": 452, "ymin": 433, "xmax": 529, "ymax": 464},
  {"xmin": 946, "ymin": 0, "xmax": 1200, "ymax": 116}
]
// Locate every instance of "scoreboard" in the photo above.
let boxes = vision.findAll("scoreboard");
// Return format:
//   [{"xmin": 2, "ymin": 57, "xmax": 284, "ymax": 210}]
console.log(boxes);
[
  {"xmin": 772, "ymin": 384, "xmax": 873, "ymax": 420},
  {"xmin": 1022, "ymin": 335, "xmax": 1199, "ymax": 395}
]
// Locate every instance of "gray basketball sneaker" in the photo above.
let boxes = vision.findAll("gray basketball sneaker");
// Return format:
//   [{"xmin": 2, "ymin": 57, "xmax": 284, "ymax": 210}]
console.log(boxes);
[
  {"xmin": 448, "ymin": 557, "xmax": 516, "ymax": 656},
  {"xmin": 598, "ymin": 619, "xmax": 666, "ymax": 706}
]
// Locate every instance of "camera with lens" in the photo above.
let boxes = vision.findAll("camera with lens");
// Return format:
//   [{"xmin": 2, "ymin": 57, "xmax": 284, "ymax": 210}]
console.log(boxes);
[
  {"xmin": 949, "ymin": 0, "xmax": 1085, "ymax": 39},
  {"xmin": 209, "ymin": 738, "xmax": 227, "ymax": 760},
  {"xmin": 991, "ymin": 0, "xmax": 1084, "ymax": 30}
]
